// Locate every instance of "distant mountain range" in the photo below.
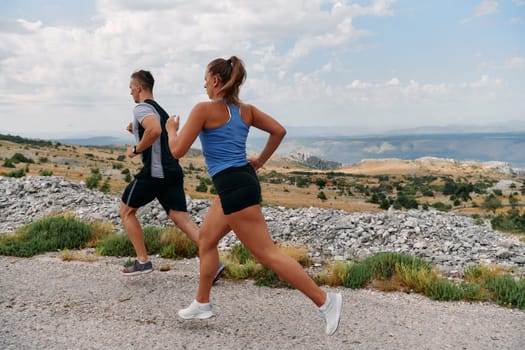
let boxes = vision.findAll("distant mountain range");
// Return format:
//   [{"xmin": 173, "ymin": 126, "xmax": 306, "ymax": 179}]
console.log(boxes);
[
  {"xmin": 247, "ymin": 131, "xmax": 525, "ymax": 169},
  {"xmin": 3, "ymin": 127, "xmax": 524, "ymax": 169},
  {"xmin": 53, "ymin": 131, "xmax": 525, "ymax": 169}
]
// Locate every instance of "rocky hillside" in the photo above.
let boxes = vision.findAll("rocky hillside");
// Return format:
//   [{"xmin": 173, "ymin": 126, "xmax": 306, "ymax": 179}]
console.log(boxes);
[{"xmin": 1, "ymin": 176, "xmax": 524, "ymax": 276}]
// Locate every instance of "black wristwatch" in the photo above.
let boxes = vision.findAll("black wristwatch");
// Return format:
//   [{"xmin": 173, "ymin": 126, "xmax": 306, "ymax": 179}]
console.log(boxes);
[{"xmin": 132, "ymin": 145, "xmax": 139, "ymax": 154}]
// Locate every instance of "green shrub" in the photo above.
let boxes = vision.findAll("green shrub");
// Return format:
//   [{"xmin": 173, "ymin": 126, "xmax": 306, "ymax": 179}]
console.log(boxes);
[
  {"xmin": 38, "ymin": 169, "xmax": 53, "ymax": 176},
  {"xmin": 230, "ymin": 243, "xmax": 255, "ymax": 264},
  {"xmin": 491, "ymin": 211, "xmax": 525, "ymax": 233},
  {"xmin": 99, "ymin": 178, "xmax": 111, "ymax": 193},
  {"xmin": 483, "ymin": 275, "xmax": 525, "ymax": 309},
  {"xmin": 344, "ymin": 263, "xmax": 372, "ymax": 289},
  {"xmin": 363, "ymin": 252, "xmax": 431, "ymax": 280},
  {"xmin": 254, "ymin": 268, "xmax": 293, "ymax": 289},
  {"xmin": 159, "ymin": 243, "xmax": 197, "ymax": 259},
  {"xmin": 6, "ymin": 168, "xmax": 26, "ymax": 178},
  {"xmin": 425, "ymin": 279, "xmax": 464, "ymax": 301},
  {"xmin": 158, "ymin": 228, "xmax": 198, "ymax": 259},
  {"xmin": 0, "ymin": 216, "xmax": 92, "ymax": 257},
  {"xmin": 85, "ymin": 168, "xmax": 102, "ymax": 189},
  {"xmin": 3, "ymin": 158, "xmax": 15, "ymax": 168},
  {"xmin": 225, "ymin": 260, "xmax": 262, "ymax": 279},
  {"xmin": 396, "ymin": 263, "xmax": 436, "ymax": 293},
  {"xmin": 196, "ymin": 183, "xmax": 208, "ymax": 192},
  {"xmin": 432, "ymin": 202, "xmax": 452, "ymax": 212},
  {"xmin": 458, "ymin": 282, "xmax": 491, "ymax": 302},
  {"xmin": 96, "ymin": 234, "xmax": 135, "ymax": 257},
  {"xmin": 10, "ymin": 152, "xmax": 34, "ymax": 164},
  {"xmin": 96, "ymin": 226, "xmax": 198, "ymax": 259}
]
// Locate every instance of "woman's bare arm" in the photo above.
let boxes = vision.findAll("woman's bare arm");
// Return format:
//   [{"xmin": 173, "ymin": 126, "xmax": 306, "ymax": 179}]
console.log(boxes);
[
  {"xmin": 247, "ymin": 104, "xmax": 286, "ymax": 170},
  {"xmin": 166, "ymin": 103, "xmax": 207, "ymax": 159}
]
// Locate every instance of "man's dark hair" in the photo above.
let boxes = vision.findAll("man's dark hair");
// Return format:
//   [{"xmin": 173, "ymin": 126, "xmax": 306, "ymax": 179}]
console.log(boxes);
[{"xmin": 131, "ymin": 70, "xmax": 154, "ymax": 91}]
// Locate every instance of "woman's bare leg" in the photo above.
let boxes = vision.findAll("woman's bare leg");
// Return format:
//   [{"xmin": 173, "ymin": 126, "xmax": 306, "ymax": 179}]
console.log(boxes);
[
  {"xmin": 227, "ymin": 204, "xmax": 326, "ymax": 307},
  {"xmin": 195, "ymin": 197, "xmax": 232, "ymax": 303}
]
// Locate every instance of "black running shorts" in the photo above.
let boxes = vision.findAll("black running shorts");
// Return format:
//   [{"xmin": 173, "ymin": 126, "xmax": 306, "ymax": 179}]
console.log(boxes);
[
  {"xmin": 121, "ymin": 169, "xmax": 187, "ymax": 214},
  {"xmin": 212, "ymin": 164, "xmax": 261, "ymax": 215}
]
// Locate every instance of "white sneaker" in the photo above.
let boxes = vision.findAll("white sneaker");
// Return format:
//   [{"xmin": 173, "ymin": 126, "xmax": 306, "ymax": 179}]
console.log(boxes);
[
  {"xmin": 321, "ymin": 292, "xmax": 342, "ymax": 335},
  {"xmin": 178, "ymin": 300, "xmax": 215, "ymax": 320}
]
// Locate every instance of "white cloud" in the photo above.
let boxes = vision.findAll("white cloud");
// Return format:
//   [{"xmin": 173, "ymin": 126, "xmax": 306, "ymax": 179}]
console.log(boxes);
[
  {"xmin": 474, "ymin": 1, "xmax": 499, "ymax": 17},
  {"xmin": 465, "ymin": 75, "xmax": 503, "ymax": 88},
  {"xmin": 513, "ymin": 0, "xmax": 525, "ymax": 6},
  {"xmin": 386, "ymin": 78, "xmax": 400, "ymax": 86},
  {"xmin": 0, "ymin": 0, "xmax": 523, "ymax": 136},
  {"xmin": 504, "ymin": 57, "xmax": 525, "ymax": 68},
  {"xmin": 364, "ymin": 142, "xmax": 396, "ymax": 154}
]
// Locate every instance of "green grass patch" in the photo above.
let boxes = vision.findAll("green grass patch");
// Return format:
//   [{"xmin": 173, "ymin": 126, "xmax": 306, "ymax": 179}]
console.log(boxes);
[
  {"xmin": 96, "ymin": 226, "xmax": 197, "ymax": 259},
  {"xmin": 254, "ymin": 269, "xmax": 293, "ymax": 289},
  {"xmin": 221, "ymin": 243, "xmax": 262, "ymax": 280},
  {"xmin": 425, "ymin": 279, "xmax": 465, "ymax": 301},
  {"xmin": 344, "ymin": 262, "xmax": 372, "ymax": 289},
  {"xmin": 483, "ymin": 275, "xmax": 525, "ymax": 309},
  {"xmin": 2, "ymin": 214, "xmax": 524, "ymax": 311},
  {"xmin": 0, "ymin": 215, "xmax": 92, "ymax": 257},
  {"xmin": 362, "ymin": 252, "xmax": 432, "ymax": 280}
]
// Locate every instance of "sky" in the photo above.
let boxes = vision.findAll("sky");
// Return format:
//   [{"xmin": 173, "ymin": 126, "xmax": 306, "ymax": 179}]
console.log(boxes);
[{"xmin": 0, "ymin": 0, "xmax": 524, "ymax": 139}]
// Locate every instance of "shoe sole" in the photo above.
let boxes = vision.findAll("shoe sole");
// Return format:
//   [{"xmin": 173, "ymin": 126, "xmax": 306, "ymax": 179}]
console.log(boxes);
[
  {"xmin": 327, "ymin": 293, "xmax": 342, "ymax": 336},
  {"xmin": 213, "ymin": 264, "xmax": 227, "ymax": 284},
  {"xmin": 121, "ymin": 269, "xmax": 153, "ymax": 276},
  {"xmin": 178, "ymin": 311, "xmax": 215, "ymax": 320}
]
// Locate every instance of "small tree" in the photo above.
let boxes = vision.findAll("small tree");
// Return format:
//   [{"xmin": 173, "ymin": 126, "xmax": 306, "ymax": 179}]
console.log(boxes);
[
  {"xmin": 315, "ymin": 178, "xmax": 327, "ymax": 190},
  {"xmin": 196, "ymin": 178, "xmax": 208, "ymax": 193},
  {"xmin": 509, "ymin": 194, "xmax": 519, "ymax": 209},
  {"xmin": 317, "ymin": 191, "xmax": 327, "ymax": 201},
  {"xmin": 100, "ymin": 177, "xmax": 111, "ymax": 193},
  {"xmin": 3, "ymin": 158, "xmax": 15, "ymax": 168},
  {"xmin": 482, "ymin": 194, "xmax": 502, "ymax": 214},
  {"xmin": 85, "ymin": 168, "xmax": 102, "ymax": 190}
]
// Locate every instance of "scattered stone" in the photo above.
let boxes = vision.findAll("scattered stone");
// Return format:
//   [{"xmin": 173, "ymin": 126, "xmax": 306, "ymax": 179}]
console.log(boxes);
[{"xmin": 1, "ymin": 175, "xmax": 525, "ymax": 276}]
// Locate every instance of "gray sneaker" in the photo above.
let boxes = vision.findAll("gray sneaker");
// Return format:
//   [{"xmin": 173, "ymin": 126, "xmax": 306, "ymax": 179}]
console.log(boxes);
[
  {"xmin": 213, "ymin": 262, "xmax": 227, "ymax": 284},
  {"xmin": 121, "ymin": 259, "xmax": 153, "ymax": 276}
]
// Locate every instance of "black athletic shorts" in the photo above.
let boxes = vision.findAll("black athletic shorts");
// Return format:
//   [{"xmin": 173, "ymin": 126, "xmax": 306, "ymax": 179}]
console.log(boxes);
[
  {"xmin": 121, "ymin": 169, "xmax": 187, "ymax": 214},
  {"xmin": 212, "ymin": 164, "xmax": 261, "ymax": 215}
]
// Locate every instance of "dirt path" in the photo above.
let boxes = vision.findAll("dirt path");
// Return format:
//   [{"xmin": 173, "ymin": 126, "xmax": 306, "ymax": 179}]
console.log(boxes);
[{"xmin": 1, "ymin": 254, "xmax": 524, "ymax": 350}]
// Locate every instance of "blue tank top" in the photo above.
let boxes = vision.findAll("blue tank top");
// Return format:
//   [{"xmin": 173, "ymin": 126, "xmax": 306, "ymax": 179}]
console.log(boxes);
[{"xmin": 199, "ymin": 102, "xmax": 250, "ymax": 177}]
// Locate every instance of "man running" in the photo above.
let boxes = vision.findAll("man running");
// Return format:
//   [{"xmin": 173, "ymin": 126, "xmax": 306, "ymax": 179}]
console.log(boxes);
[{"xmin": 119, "ymin": 69, "xmax": 225, "ymax": 283}]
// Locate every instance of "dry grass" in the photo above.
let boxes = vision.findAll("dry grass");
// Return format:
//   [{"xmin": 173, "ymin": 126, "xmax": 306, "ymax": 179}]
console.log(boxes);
[
  {"xmin": 313, "ymin": 261, "xmax": 349, "ymax": 286},
  {"xmin": 275, "ymin": 242, "xmax": 311, "ymax": 267},
  {"xmin": 86, "ymin": 220, "xmax": 116, "ymax": 247},
  {"xmin": 60, "ymin": 248, "xmax": 97, "ymax": 262},
  {"xmin": 2, "ymin": 139, "xmax": 523, "ymax": 217},
  {"xmin": 464, "ymin": 264, "xmax": 510, "ymax": 284},
  {"xmin": 159, "ymin": 227, "xmax": 195, "ymax": 249}
]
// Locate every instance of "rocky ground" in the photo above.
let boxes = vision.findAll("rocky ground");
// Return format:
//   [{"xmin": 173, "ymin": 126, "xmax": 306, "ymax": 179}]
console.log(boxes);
[
  {"xmin": 2, "ymin": 176, "xmax": 525, "ymax": 277},
  {"xmin": 1, "ymin": 253, "xmax": 524, "ymax": 350},
  {"xmin": 2, "ymin": 175, "xmax": 525, "ymax": 349}
]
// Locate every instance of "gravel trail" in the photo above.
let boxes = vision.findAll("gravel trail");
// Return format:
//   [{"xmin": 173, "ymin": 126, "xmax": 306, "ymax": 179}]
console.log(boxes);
[{"xmin": 1, "ymin": 254, "xmax": 524, "ymax": 350}]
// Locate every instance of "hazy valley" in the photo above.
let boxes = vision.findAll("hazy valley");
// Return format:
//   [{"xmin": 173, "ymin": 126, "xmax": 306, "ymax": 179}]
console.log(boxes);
[{"xmin": 1, "ymin": 132, "xmax": 524, "ymax": 218}]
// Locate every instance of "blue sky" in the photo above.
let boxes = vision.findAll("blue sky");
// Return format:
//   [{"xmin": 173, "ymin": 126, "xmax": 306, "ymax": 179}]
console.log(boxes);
[{"xmin": 0, "ymin": 0, "xmax": 524, "ymax": 138}]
